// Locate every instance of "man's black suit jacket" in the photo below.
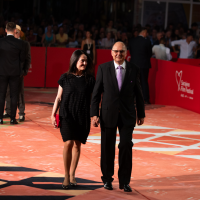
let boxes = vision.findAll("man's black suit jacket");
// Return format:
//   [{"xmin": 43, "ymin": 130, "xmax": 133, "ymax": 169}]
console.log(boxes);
[
  {"xmin": 0, "ymin": 35, "xmax": 26, "ymax": 76},
  {"xmin": 129, "ymin": 36, "xmax": 152, "ymax": 69},
  {"xmin": 90, "ymin": 60, "xmax": 145, "ymax": 128}
]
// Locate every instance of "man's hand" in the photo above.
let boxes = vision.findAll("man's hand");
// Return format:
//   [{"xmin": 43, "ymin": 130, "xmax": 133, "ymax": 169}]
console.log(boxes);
[
  {"xmin": 137, "ymin": 118, "xmax": 144, "ymax": 126},
  {"xmin": 92, "ymin": 116, "xmax": 99, "ymax": 127}
]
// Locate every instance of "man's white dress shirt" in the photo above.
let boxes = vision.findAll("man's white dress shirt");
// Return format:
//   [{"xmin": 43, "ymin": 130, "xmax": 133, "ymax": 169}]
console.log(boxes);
[
  {"xmin": 114, "ymin": 61, "xmax": 126, "ymax": 83},
  {"xmin": 152, "ymin": 44, "xmax": 172, "ymax": 61},
  {"xmin": 171, "ymin": 39, "xmax": 197, "ymax": 58}
]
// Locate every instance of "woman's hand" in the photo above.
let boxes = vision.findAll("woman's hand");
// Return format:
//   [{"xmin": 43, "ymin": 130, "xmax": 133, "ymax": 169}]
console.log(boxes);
[{"xmin": 51, "ymin": 115, "xmax": 57, "ymax": 128}]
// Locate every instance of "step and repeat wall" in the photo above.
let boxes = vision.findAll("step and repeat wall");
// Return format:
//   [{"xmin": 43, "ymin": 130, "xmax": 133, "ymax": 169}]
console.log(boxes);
[{"xmin": 25, "ymin": 47, "xmax": 200, "ymax": 114}]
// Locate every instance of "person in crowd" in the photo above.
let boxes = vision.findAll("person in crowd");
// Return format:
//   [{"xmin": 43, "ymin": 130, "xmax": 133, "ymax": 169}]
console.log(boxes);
[
  {"xmin": 171, "ymin": 33, "xmax": 197, "ymax": 58},
  {"xmin": 129, "ymin": 27, "xmax": 152, "ymax": 104},
  {"xmin": 153, "ymin": 32, "xmax": 163, "ymax": 46},
  {"xmin": 76, "ymin": 30, "xmax": 84, "ymax": 47},
  {"xmin": 81, "ymin": 30, "xmax": 96, "ymax": 65},
  {"xmin": 115, "ymin": 31, "xmax": 121, "ymax": 41},
  {"xmin": 133, "ymin": 29, "xmax": 139, "ymax": 38},
  {"xmin": 53, "ymin": 24, "xmax": 59, "ymax": 35},
  {"xmin": 56, "ymin": 26, "xmax": 68, "ymax": 48},
  {"xmin": 26, "ymin": 29, "xmax": 36, "ymax": 46},
  {"xmin": 149, "ymin": 28, "xmax": 157, "ymax": 45},
  {"xmin": 0, "ymin": 22, "xmax": 26, "ymax": 125},
  {"xmin": 101, "ymin": 32, "xmax": 114, "ymax": 49},
  {"xmin": 174, "ymin": 28, "xmax": 181, "ymax": 40},
  {"xmin": 97, "ymin": 31, "xmax": 105, "ymax": 48},
  {"xmin": 120, "ymin": 32, "xmax": 129, "ymax": 48},
  {"xmin": 106, "ymin": 20, "xmax": 117, "ymax": 35},
  {"xmin": 35, "ymin": 27, "xmax": 43, "ymax": 46},
  {"xmin": 92, "ymin": 29, "xmax": 99, "ymax": 46},
  {"xmin": 195, "ymin": 37, "xmax": 200, "ymax": 59},
  {"xmin": 191, "ymin": 22, "xmax": 198, "ymax": 39},
  {"xmin": 165, "ymin": 30, "xmax": 172, "ymax": 49},
  {"xmin": 152, "ymin": 38, "xmax": 172, "ymax": 61},
  {"xmin": 68, "ymin": 30, "xmax": 78, "ymax": 48},
  {"xmin": 51, "ymin": 50, "xmax": 95, "ymax": 189},
  {"xmin": 90, "ymin": 41, "xmax": 145, "ymax": 192},
  {"xmin": 4, "ymin": 25, "xmax": 31, "ymax": 122},
  {"xmin": 0, "ymin": 27, "xmax": 5, "ymax": 38},
  {"xmin": 41, "ymin": 25, "xmax": 55, "ymax": 47}
]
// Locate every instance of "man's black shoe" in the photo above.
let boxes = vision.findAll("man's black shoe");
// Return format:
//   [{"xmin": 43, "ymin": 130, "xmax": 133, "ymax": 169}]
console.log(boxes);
[
  {"xmin": 0, "ymin": 119, "xmax": 3, "ymax": 124},
  {"xmin": 19, "ymin": 115, "xmax": 25, "ymax": 122},
  {"xmin": 104, "ymin": 182, "xmax": 113, "ymax": 190},
  {"xmin": 119, "ymin": 184, "xmax": 132, "ymax": 192},
  {"xmin": 10, "ymin": 119, "xmax": 18, "ymax": 125},
  {"xmin": 3, "ymin": 113, "xmax": 10, "ymax": 118}
]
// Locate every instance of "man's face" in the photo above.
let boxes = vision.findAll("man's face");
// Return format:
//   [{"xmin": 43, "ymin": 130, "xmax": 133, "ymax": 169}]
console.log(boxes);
[
  {"xmin": 187, "ymin": 36, "xmax": 193, "ymax": 43},
  {"xmin": 111, "ymin": 42, "xmax": 127, "ymax": 64},
  {"xmin": 107, "ymin": 32, "xmax": 111, "ymax": 39},
  {"xmin": 143, "ymin": 30, "xmax": 147, "ymax": 38},
  {"xmin": 157, "ymin": 33, "xmax": 162, "ymax": 40},
  {"xmin": 59, "ymin": 28, "xmax": 64, "ymax": 34},
  {"xmin": 14, "ymin": 29, "xmax": 20, "ymax": 39}
]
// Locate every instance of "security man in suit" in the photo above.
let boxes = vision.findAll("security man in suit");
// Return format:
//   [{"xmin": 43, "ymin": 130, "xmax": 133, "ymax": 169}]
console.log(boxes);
[
  {"xmin": 129, "ymin": 27, "xmax": 152, "ymax": 104},
  {"xmin": 0, "ymin": 22, "xmax": 26, "ymax": 124},
  {"xmin": 3, "ymin": 25, "xmax": 31, "ymax": 122},
  {"xmin": 90, "ymin": 42, "xmax": 145, "ymax": 192}
]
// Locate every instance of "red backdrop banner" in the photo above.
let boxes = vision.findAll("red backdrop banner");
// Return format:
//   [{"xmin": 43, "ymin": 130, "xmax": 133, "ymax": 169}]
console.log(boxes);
[
  {"xmin": 24, "ymin": 47, "xmax": 46, "ymax": 87},
  {"xmin": 175, "ymin": 58, "xmax": 200, "ymax": 66},
  {"xmin": 45, "ymin": 47, "xmax": 79, "ymax": 87},
  {"xmin": 25, "ymin": 47, "xmax": 200, "ymax": 114},
  {"xmin": 150, "ymin": 58, "xmax": 200, "ymax": 114}
]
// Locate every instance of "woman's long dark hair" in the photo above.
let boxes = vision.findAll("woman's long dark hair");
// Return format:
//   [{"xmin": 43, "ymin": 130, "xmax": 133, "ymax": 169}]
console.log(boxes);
[{"xmin": 67, "ymin": 50, "xmax": 93, "ymax": 77}]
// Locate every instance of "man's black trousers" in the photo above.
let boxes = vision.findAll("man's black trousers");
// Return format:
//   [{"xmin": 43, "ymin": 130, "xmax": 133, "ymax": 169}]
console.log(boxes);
[
  {"xmin": 0, "ymin": 75, "xmax": 20, "ymax": 119},
  {"xmin": 100, "ymin": 113, "xmax": 134, "ymax": 185},
  {"xmin": 5, "ymin": 77, "xmax": 25, "ymax": 116},
  {"xmin": 140, "ymin": 68, "xmax": 150, "ymax": 102}
]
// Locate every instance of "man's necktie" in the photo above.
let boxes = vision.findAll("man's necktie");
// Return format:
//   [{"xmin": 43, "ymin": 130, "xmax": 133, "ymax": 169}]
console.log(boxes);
[{"xmin": 117, "ymin": 66, "xmax": 123, "ymax": 91}]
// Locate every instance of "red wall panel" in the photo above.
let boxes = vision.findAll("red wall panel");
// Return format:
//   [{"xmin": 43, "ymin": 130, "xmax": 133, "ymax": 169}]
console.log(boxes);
[{"xmin": 24, "ymin": 47, "xmax": 46, "ymax": 87}]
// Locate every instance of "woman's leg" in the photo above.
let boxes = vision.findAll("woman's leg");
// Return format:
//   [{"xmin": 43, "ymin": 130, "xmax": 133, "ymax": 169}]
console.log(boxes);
[
  {"xmin": 63, "ymin": 140, "xmax": 74, "ymax": 185},
  {"xmin": 70, "ymin": 140, "xmax": 81, "ymax": 183}
]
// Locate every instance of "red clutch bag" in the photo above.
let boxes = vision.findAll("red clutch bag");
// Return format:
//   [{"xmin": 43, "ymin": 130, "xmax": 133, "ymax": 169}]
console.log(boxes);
[{"xmin": 54, "ymin": 114, "xmax": 60, "ymax": 128}]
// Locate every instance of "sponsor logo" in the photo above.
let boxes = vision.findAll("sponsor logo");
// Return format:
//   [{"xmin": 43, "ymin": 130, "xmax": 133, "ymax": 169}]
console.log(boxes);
[{"xmin": 175, "ymin": 71, "xmax": 194, "ymax": 99}]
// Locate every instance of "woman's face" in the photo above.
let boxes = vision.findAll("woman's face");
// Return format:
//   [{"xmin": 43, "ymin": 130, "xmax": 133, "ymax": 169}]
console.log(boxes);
[
  {"xmin": 47, "ymin": 26, "xmax": 52, "ymax": 32},
  {"xmin": 86, "ymin": 31, "xmax": 91, "ymax": 39},
  {"xmin": 76, "ymin": 54, "xmax": 88, "ymax": 72}
]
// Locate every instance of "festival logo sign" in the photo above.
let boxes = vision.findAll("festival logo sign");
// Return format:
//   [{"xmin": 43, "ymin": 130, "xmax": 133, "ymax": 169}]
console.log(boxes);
[{"xmin": 175, "ymin": 71, "xmax": 194, "ymax": 100}]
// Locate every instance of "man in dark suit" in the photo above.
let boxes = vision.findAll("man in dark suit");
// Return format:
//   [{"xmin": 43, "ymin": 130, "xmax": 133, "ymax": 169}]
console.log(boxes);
[
  {"xmin": 90, "ymin": 42, "xmax": 145, "ymax": 192},
  {"xmin": 129, "ymin": 27, "xmax": 152, "ymax": 104},
  {"xmin": 3, "ymin": 25, "xmax": 31, "ymax": 122},
  {"xmin": 0, "ymin": 22, "xmax": 25, "ymax": 124}
]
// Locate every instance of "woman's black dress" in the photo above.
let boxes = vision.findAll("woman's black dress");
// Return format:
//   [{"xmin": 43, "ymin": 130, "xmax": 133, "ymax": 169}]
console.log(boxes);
[
  {"xmin": 83, "ymin": 43, "xmax": 93, "ymax": 61},
  {"xmin": 58, "ymin": 73, "xmax": 95, "ymax": 144}
]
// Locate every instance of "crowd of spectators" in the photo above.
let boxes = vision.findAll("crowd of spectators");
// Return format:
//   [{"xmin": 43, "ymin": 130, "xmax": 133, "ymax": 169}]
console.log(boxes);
[{"xmin": 0, "ymin": 13, "xmax": 200, "ymax": 58}]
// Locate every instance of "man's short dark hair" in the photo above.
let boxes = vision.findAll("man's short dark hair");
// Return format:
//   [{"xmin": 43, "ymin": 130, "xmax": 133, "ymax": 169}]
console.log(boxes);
[
  {"xmin": 6, "ymin": 22, "xmax": 16, "ymax": 32},
  {"xmin": 186, "ymin": 33, "xmax": 193, "ymax": 38},
  {"xmin": 159, "ymin": 38, "xmax": 165, "ymax": 44},
  {"xmin": 192, "ymin": 22, "xmax": 198, "ymax": 27},
  {"xmin": 139, "ymin": 27, "xmax": 147, "ymax": 34}
]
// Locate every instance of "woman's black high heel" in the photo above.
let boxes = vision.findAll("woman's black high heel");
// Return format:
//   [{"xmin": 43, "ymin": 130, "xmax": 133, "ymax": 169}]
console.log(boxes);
[{"xmin": 62, "ymin": 183, "xmax": 70, "ymax": 189}]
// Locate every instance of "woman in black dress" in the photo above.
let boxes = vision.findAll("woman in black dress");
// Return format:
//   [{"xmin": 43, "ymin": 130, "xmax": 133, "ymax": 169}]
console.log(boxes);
[
  {"xmin": 51, "ymin": 50, "xmax": 95, "ymax": 189},
  {"xmin": 81, "ymin": 30, "xmax": 96, "ymax": 71}
]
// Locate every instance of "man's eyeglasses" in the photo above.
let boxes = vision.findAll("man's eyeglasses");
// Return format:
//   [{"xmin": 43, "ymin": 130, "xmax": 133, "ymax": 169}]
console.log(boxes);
[{"xmin": 112, "ymin": 50, "xmax": 126, "ymax": 54}]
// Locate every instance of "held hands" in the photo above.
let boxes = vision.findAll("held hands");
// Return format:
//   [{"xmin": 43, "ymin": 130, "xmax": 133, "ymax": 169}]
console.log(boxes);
[
  {"xmin": 92, "ymin": 116, "xmax": 100, "ymax": 127},
  {"xmin": 51, "ymin": 115, "xmax": 58, "ymax": 128},
  {"xmin": 137, "ymin": 118, "xmax": 144, "ymax": 126}
]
